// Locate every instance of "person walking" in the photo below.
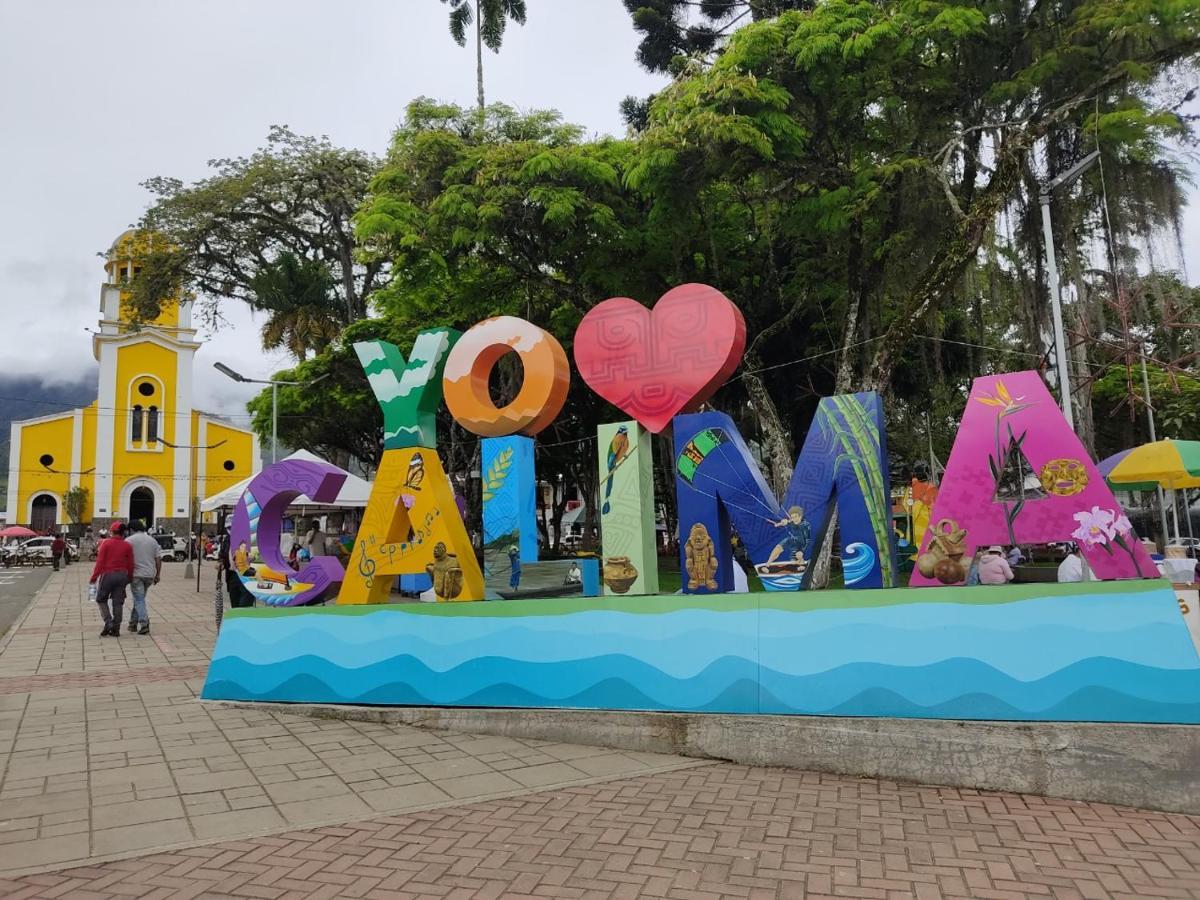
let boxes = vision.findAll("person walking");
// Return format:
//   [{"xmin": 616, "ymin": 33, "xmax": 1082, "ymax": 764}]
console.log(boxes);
[
  {"xmin": 125, "ymin": 520, "xmax": 161, "ymax": 635},
  {"xmin": 50, "ymin": 532, "xmax": 65, "ymax": 571},
  {"xmin": 90, "ymin": 522, "xmax": 134, "ymax": 637}
]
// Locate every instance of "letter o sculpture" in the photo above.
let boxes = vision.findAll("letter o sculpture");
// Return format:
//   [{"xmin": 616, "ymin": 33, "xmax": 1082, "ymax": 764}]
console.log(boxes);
[{"xmin": 442, "ymin": 316, "xmax": 570, "ymax": 437}]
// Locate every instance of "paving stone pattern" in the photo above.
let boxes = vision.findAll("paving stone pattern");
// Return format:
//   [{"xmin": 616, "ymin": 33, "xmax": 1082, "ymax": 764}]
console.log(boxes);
[
  {"xmin": 4, "ymin": 764, "xmax": 1200, "ymax": 899},
  {"xmin": 0, "ymin": 565, "xmax": 701, "ymax": 877},
  {"xmin": 3, "ymin": 565, "xmax": 1200, "ymax": 898}
]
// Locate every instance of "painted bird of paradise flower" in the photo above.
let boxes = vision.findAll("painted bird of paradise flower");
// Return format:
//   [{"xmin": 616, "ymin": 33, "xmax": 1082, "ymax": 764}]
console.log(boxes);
[
  {"xmin": 975, "ymin": 378, "xmax": 1033, "ymax": 416},
  {"xmin": 976, "ymin": 378, "xmax": 1037, "ymax": 545}
]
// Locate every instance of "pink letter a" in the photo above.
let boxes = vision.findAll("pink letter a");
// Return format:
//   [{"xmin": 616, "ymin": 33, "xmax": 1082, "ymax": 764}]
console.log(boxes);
[{"xmin": 910, "ymin": 371, "xmax": 1154, "ymax": 586}]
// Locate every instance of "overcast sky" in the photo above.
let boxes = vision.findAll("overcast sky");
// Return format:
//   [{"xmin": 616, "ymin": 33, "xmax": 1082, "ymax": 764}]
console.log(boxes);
[
  {"xmin": 0, "ymin": 0, "xmax": 665, "ymax": 419},
  {"xmin": 0, "ymin": 0, "xmax": 1196, "ymax": 423}
]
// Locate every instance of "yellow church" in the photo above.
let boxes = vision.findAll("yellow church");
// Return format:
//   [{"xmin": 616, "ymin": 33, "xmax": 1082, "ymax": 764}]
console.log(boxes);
[{"xmin": 6, "ymin": 231, "xmax": 260, "ymax": 533}]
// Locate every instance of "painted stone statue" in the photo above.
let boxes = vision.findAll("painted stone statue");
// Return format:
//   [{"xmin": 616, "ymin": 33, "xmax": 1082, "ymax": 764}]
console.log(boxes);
[
  {"xmin": 684, "ymin": 523, "xmax": 718, "ymax": 591},
  {"xmin": 426, "ymin": 541, "xmax": 464, "ymax": 601}
]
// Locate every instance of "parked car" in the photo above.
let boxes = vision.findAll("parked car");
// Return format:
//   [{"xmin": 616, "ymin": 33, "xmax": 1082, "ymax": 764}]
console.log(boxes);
[
  {"xmin": 5, "ymin": 536, "xmax": 78, "ymax": 563},
  {"xmin": 153, "ymin": 533, "xmax": 188, "ymax": 562}
]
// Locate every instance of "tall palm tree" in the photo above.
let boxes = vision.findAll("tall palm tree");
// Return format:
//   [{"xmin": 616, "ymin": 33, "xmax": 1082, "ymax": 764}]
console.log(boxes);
[
  {"xmin": 442, "ymin": 0, "xmax": 527, "ymax": 112},
  {"xmin": 249, "ymin": 253, "xmax": 344, "ymax": 361}
]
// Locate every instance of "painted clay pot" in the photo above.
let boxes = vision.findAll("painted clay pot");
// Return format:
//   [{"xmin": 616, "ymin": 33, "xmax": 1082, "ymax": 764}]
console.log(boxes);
[
  {"xmin": 603, "ymin": 556, "xmax": 639, "ymax": 594},
  {"xmin": 933, "ymin": 557, "xmax": 965, "ymax": 585}
]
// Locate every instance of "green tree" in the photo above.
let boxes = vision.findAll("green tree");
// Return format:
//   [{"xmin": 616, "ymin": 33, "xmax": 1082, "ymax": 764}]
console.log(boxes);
[
  {"xmin": 356, "ymin": 99, "xmax": 661, "ymax": 547},
  {"xmin": 134, "ymin": 126, "xmax": 385, "ymax": 330},
  {"xmin": 626, "ymin": 0, "xmax": 1199, "ymax": 486},
  {"xmin": 245, "ymin": 320, "xmax": 388, "ymax": 467},
  {"xmin": 64, "ymin": 486, "xmax": 89, "ymax": 526},
  {"xmin": 250, "ymin": 253, "xmax": 343, "ymax": 360},
  {"xmin": 623, "ymin": 1, "xmax": 810, "ymax": 74},
  {"xmin": 1092, "ymin": 364, "xmax": 1200, "ymax": 457},
  {"xmin": 442, "ymin": 0, "xmax": 528, "ymax": 112}
]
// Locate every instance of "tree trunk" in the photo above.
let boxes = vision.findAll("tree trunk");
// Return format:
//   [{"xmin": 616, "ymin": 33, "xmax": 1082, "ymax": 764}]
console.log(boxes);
[
  {"xmin": 475, "ymin": 0, "xmax": 485, "ymax": 112},
  {"xmin": 865, "ymin": 50, "xmax": 1196, "ymax": 392},
  {"xmin": 812, "ymin": 289, "xmax": 867, "ymax": 589},
  {"xmin": 741, "ymin": 350, "xmax": 794, "ymax": 496}
]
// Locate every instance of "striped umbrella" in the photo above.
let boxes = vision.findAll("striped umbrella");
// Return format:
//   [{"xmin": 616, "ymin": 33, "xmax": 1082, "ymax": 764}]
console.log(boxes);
[{"xmin": 1098, "ymin": 440, "xmax": 1200, "ymax": 490}]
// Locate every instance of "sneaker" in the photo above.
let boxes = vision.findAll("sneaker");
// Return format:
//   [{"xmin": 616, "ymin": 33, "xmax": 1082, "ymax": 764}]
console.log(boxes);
[
  {"xmin": 137, "ymin": 625, "xmax": 150, "ymax": 635},
  {"xmin": 100, "ymin": 626, "xmax": 111, "ymax": 637},
  {"xmin": 128, "ymin": 618, "xmax": 139, "ymax": 630}
]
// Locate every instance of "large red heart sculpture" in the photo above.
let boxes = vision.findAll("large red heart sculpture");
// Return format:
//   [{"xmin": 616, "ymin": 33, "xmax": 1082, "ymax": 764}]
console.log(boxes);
[{"xmin": 573, "ymin": 284, "xmax": 747, "ymax": 433}]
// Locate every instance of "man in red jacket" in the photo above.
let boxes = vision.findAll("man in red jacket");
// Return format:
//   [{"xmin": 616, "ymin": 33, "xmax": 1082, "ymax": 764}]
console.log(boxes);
[
  {"xmin": 50, "ymin": 533, "xmax": 66, "ymax": 571},
  {"xmin": 90, "ymin": 522, "xmax": 134, "ymax": 637}
]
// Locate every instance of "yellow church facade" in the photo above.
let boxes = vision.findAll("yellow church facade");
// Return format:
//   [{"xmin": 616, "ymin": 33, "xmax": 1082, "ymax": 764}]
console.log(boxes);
[{"xmin": 6, "ymin": 231, "xmax": 260, "ymax": 532}]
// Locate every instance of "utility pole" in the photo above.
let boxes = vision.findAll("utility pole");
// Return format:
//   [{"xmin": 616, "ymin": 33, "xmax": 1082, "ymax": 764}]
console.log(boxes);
[{"xmin": 214, "ymin": 363, "xmax": 330, "ymax": 464}]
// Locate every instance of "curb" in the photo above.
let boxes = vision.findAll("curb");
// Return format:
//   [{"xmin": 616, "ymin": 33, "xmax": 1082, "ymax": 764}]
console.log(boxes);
[
  {"xmin": 0, "ymin": 565, "xmax": 63, "ymax": 655},
  {"xmin": 207, "ymin": 699, "xmax": 1200, "ymax": 816}
]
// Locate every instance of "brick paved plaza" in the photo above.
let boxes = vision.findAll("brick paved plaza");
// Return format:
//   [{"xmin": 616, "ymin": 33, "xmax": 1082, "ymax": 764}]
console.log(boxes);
[{"xmin": 1, "ymin": 565, "xmax": 1199, "ymax": 898}]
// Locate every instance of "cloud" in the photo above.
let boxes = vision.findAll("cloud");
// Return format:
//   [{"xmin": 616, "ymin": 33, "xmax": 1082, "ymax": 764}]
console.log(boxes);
[{"xmin": 0, "ymin": 0, "xmax": 664, "ymax": 422}]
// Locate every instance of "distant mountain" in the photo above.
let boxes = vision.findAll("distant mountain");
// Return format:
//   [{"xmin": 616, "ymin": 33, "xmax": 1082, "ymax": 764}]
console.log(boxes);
[{"xmin": 0, "ymin": 374, "xmax": 97, "ymax": 508}]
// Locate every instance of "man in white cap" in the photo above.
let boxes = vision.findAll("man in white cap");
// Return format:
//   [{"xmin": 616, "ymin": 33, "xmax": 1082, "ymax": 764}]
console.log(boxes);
[{"xmin": 978, "ymin": 545, "xmax": 1015, "ymax": 585}]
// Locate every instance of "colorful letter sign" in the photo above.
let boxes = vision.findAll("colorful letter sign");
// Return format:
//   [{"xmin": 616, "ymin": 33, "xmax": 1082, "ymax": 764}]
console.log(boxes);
[
  {"xmin": 673, "ymin": 392, "xmax": 895, "ymax": 592},
  {"xmin": 481, "ymin": 435, "xmax": 538, "ymax": 581},
  {"xmin": 355, "ymin": 330, "xmax": 460, "ymax": 449},
  {"xmin": 340, "ymin": 447, "xmax": 484, "ymax": 604},
  {"xmin": 597, "ymin": 421, "xmax": 658, "ymax": 595},
  {"xmin": 343, "ymin": 330, "xmax": 484, "ymax": 604},
  {"xmin": 443, "ymin": 316, "xmax": 570, "ymax": 437},
  {"xmin": 912, "ymin": 371, "xmax": 1154, "ymax": 585},
  {"xmin": 229, "ymin": 458, "xmax": 347, "ymax": 606},
  {"xmin": 573, "ymin": 284, "xmax": 747, "ymax": 434}
]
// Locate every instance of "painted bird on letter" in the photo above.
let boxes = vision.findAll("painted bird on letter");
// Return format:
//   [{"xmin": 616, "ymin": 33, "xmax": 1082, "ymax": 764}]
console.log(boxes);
[{"xmin": 602, "ymin": 426, "xmax": 630, "ymax": 515}]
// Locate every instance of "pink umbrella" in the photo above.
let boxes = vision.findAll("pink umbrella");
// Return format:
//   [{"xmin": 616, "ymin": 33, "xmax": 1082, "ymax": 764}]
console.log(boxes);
[{"xmin": 0, "ymin": 526, "xmax": 38, "ymax": 538}]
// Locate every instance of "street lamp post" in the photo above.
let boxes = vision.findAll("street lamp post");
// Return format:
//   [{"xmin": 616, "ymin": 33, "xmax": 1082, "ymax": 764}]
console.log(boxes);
[
  {"xmin": 1039, "ymin": 149, "xmax": 1100, "ymax": 432},
  {"xmin": 213, "ymin": 363, "xmax": 329, "ymax": 463}
]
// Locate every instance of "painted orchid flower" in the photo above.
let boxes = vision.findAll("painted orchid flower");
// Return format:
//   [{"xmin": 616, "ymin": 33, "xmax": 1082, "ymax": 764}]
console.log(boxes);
[
  {"xmin": 1072, "ymin": 506, "xmax": 1117, "ymax": 546},
  {"xmin": 975, "ymin": 379, "xmax": 1030, "ymax": 416},
  {"xmin": 1112, "ymin": 513, "xmax": 1134, "ymax": 536}
]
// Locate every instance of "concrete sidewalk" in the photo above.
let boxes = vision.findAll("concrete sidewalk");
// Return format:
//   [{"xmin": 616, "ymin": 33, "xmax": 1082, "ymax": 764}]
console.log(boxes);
[{"xmin": 0, "ymin": 564, "xmax": 703, "ymax": 877}]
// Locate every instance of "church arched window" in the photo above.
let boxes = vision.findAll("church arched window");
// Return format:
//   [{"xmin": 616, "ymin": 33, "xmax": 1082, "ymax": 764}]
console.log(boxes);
[{"xmin": 128, "ymin": 376, "xmax": 164, "ymax": 451}]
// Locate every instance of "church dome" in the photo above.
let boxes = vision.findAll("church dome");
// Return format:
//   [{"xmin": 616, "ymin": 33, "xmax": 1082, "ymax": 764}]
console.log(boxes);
[{"xmin": 104, "ymin": 229, "xmax": 170, "ymax": 277}]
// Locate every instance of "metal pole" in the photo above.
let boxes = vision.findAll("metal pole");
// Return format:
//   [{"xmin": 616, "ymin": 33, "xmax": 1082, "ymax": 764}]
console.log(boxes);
[
  {"xmin": 925, "ymin": 412, "xmax": 937, "ymax": 485},
  {"xmin": 1040, "ymin": 194, "xmax": 1075, "ymax": 431},
  {"xmin": 195, "ymin": 494, "xmax": 201, "ymax": 593},
  {"xmin": 271, "ymin": 382, "xmax": 279, "ymax": 464},
  {"xmin": 1186, "ymin": 488, "xmax": 1196, "ymax": 552},
  {"xmin": 184, "ymin": 447, "xmax": 195, "ymax": 581},
  {"xmin": 1140, "ymin": 354, "xmax": 1171, "ymax": 549}
]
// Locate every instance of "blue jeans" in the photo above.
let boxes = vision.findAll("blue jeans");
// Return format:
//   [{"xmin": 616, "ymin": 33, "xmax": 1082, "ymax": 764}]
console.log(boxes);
[{"xmin": 129, "ymin": 576, "xmax": 153, "ymax": 627}]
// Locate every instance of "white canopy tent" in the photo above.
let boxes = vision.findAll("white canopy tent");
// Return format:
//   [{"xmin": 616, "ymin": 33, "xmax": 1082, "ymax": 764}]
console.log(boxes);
[{"xmin": 200, "ymin": 449, "xmax": 372, "ymax": 512}]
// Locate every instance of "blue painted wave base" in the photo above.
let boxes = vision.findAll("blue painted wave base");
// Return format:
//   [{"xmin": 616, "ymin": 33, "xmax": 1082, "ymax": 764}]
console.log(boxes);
[{"xmin": 202, "ymin": 585, "xmax": 1200, "ymax": 724}]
